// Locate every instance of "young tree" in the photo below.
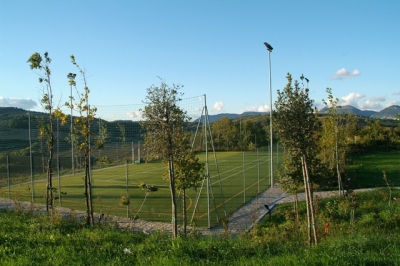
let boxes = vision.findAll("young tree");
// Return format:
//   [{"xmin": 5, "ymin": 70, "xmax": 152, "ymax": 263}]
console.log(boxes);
[
  {"xmin": 274, "ymin": 73, "xmax": 319, "ymax": 246},
  {"xmin": 321, "ymin": 88, "xmax": 357, "ymax": 195},
  {"xmin": 277, "ymin": 152, "xmax": 302, "ymax": 223},
  {"xmin": 140, "ymin": 80, "xmax": 188, "ymax": 238},
  {"xmin": 27, "ymin": 52, "xmax": 66, "ymax": 212},
  {"xmin": 117, "ymin": 123, "xmax": 127, "ymax": 161},
  {"xmin": 65, "ymin": 55, "xmax": 103, "ymax": 226},
  {"xmin": 173, "ymin": 131, "xmax": 204, "ymax": 235}
]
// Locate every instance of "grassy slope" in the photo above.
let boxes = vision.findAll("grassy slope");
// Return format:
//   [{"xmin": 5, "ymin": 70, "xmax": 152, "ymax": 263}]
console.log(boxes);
[{"xmin": 1, "ymin": 188, "xmax": 399, "ymax": 265}]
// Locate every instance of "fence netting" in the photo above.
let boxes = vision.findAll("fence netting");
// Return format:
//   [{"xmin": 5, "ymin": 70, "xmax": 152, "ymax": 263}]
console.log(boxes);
[{"xmin": 0, "ymin": 96, "xmax": 283, "ymax": 228}]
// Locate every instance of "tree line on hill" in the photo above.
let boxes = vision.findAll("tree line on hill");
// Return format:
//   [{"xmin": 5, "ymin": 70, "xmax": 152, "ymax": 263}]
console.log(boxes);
[{"xmin": 3, "ymin": 105, "xmax": 398, "ymax": 156}]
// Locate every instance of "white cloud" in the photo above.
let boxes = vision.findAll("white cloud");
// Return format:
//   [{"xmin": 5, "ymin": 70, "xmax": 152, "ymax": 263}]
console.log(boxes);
[
  {"xmin": 357, "ymin": 97, "xmax": 386, "ymax": 110},
  {"xmin": 369, "ymin": 96, "xmax": 386, "ymax": 103},
  {"xmin": 340, "ymin": 92, "xmax": 365, "ymax": 106},
  {"xmin": 126, "ymin": 110, "xmax": 142, "ymax": 119},
  {"xmin": 392, "ymin": 92, "xmax": 400, "ymax": 96},
  {"xmin": 357, "ymin": 100, "xmax": 382, "ymax": 110},
  {"xmin": 314, "ymin": 101, "xmax": 325, "ymax": 111},
  {"xmin": 213, "ymin": 101, "xmax": 224, "ymax": 111},
  {"xmin": 240, "ymin": 104, "xmax": 270, "ymax": 113},
  {"xmin": 331, "ymin": 68, "xmax": 360, "ymax": 80},
  {"xmin": 0, "ymin": 97, "xmax": 37, "ymax": 109},
  {"xmin": 384, "ymin": 100, "xmax": 400, "ymax": 107}
]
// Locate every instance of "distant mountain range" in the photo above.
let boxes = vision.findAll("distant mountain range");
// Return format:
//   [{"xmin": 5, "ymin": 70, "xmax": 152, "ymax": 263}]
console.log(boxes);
[
  {"xmin": 318, "ymin": 105, "xmax": 377, "ymax": 117},
  {"xmin": 202, "ymin": 105, "xmax": 400, "ymax": 123},
  {"xmin": 1, "ymin": 105, "xmax": 400, "ymax": 125},
  {"xmin": 318, "ymin": 105, "xmax": 400, "ymax": 119},
  {"xmin": 370, "ymin": 105, "xmax": 400, "ymax": 119},
  {"xmin": 195, "ymin": 111, "xmax": 267, "ymax": 123}
]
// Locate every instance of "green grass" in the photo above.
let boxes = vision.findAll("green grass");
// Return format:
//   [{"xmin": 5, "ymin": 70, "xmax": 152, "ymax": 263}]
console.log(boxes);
[
  {"xmin": 347, "ymin": 151, "xmax": 400, "ymax": 188},
  {"xmin": 1, "ymin": 151, "xmax": 280, "ymax": 228},
  {"xmin": 1, "ymin": 188, "xmax": 400, "ymax": 265},
  {"xmin": 2, "ymin": 150, "xmax": 398, "ymax": 228}
]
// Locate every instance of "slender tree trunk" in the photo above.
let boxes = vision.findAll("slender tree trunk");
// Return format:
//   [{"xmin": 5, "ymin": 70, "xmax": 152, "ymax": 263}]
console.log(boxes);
[
  {"xmin": 183, "ymin": 189, "xmax": 187, "ymax": 236},
  {"xmin": 294, "ymin": 192, "xmax": 299, "ymax": 224},
  {"xmin": 46, "ymin": 155, "xmax": 52, "ymax": 212},
  {"xmin": 47, "ymin": 121, "xmax": 55, "ymax": 212},
  {"xmin": 335, "ymin": 126, "xmax": 343, "ymax": 196},
  {"xmin": 169, "ymin": 158, "xmax": 178, "ymax": 238},
  {"xmin": 87, "ymin": 153, "xmax": 94, "ymax": 226},
  {"xmin": 337, "ymin": 160, "xmax": 343, "ymax": 196},
  {"xmin": 301, "ymin": 156, "xmax": 312, "ymax": 246},
  {"xmin": 84, "ymin": 150, "xmax": 94, "ymax": 226},
  {"xmin": 303, "ymin": 155, "xmax": 318, "ymax": 245},
  {"xmin": 84, "ymin": 153, "xmax": 90, "ymax": 225}
]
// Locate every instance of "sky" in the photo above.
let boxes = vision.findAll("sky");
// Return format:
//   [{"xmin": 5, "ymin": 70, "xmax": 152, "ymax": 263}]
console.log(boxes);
[{"xmin": 1, "ymin": 0, "xmax": 400, "ymax": 120}]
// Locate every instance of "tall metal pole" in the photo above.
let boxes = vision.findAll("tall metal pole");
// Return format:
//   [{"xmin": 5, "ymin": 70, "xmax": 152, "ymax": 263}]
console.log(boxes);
[
  {"xmin": 132, "ymin": 141, "xmax": 135, "ymax": 164},
  {"xmin": 138, "ymin": 141, "xmax": 141, "ymax": 162},
  {"xmin": 126, "ymin": 160, "xmax": 129, "ymax": 217},
  {"xmin": 204, "ymin": 94, "xmax": 210, "ymax": 228},
  {"xmin": 243, "ymin": 152, "xmax": 246, "ymax": 203},
  {"xmin": 28, "ymin": 110, "xmax": 34, "ymax": 202},
  {"xmin": 264, "ymin": 42, "xmax": 273, "ymax": 188},
  {"xmin": 71, "ymin": 83, "xmax": 74, "ymax": 175},
  {"xmin": 57, "ymin": 117, "xmax": 61, "ymax": 206},
  {"xmin": 7, "ymin": 154, "xmax": 10, "ymax": 199}
]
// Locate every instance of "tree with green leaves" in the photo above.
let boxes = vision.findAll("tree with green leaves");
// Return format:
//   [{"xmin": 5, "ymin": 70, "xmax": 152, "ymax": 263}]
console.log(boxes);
[
  {"xmin": 359, "ymin": 119, "xmax": 393, "ymax": 150},
  {"xmin": 240, "ymin": 119, "xmax": 268, "ymax": 150},
  {"xmin": 321, "ymin": 88, "xmax": 343, "ymax": 195},
  {"xmin": 321, "ymin": 88, "xmax": 357, "ymax": 195},
  {"xmin": 173, "ymin": 131, "xmax": 204, "ymax": 235},
  {"xmin": 212, "ymin": 116, "xmax": 238, "ymax": 150},
  {"xmin": 117, "ymin": 123, "xmax": 127, "ymax": 161},
  {"xmin": 140, "ymin": 80, "xmax": 189, "ymax": 238},
  {"xmin": 65, "ymin": 55, "xmax": 104, "ymax": 226},
  {"xmin": 274, "ymin": 73, "xmax": 319, "ymax": 246},
  {"xmin": 277, "ymin": 152, "xmax": 302, "ymax": 223},
  {"xmin": 27, "ymin": 52, "xmax": 66, "ymax": 212}
]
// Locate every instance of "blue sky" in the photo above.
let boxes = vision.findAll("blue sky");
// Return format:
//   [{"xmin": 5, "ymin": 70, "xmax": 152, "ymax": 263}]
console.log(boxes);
[{"xmin": 1, "ymin": 0, "xmax": 400, "ymax": 118}]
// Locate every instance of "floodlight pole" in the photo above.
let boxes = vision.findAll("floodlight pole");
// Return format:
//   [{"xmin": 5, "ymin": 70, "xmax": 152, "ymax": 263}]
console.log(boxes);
[
  {"xmin": 264, "ymin": 42, "xmax": 274, "ymax": 188},
  {"xmin": 68, "ymin": 73, "xmax": 76, "ymax": 175}
]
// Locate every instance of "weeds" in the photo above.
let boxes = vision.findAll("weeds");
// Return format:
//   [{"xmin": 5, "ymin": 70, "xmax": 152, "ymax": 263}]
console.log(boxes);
[{"xmin": 0, "ymin": 188, "xmax": 400, "ymax": 265}]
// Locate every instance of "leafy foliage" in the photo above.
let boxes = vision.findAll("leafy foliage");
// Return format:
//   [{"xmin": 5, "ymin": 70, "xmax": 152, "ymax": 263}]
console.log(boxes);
[
  {"xmin": 274, "ymin": 73, "xmax": 321, "ymax": 245},
  {"xmin": 140, "ymin": 79, "xmax": 189, "ymax": 238},
  {"xmin": 64, "ymin": 55, "xmax": 104, "ymax": 226},
  {"xmin": 27, "ymin": 51, "xmax": 67, "ymax": 211}
]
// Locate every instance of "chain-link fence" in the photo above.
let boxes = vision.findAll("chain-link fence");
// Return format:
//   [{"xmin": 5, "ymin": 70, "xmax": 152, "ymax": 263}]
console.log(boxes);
[
  {"xmin": 0, "ymin": 98, "xmax": 283, "ymax": 228},
  {"xmin": 0, "ymin": 148, "xmax": 282, "ymax": 228}
]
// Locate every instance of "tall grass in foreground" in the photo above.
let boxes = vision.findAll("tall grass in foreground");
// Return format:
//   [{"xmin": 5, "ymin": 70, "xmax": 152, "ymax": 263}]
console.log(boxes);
[{"xmin": 1, "ymin": 188, "xmax": 400, "ymax": 265}]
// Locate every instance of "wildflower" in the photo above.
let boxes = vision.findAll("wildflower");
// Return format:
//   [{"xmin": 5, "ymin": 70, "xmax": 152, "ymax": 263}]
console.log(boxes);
[{"xmin": 123, "ymin": 248, "xmax": 131, "ymax": 254}]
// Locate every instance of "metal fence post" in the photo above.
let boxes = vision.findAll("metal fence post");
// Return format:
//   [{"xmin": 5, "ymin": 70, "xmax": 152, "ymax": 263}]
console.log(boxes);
[
  {"xmin": 243, "ymin": 152, "xmax": 246, "ymax": 203},
  {"xmin": 7, "ymin": 154, "xmax": 10, "ymax": 199},
  {"xmin": 126, "ymin": 160, "xmax": 129, "ymax": 217}
]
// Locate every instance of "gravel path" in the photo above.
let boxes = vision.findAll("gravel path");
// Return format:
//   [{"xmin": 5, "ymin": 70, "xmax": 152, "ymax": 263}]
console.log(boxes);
[
  {"xmin": 0, "ymin": 185, "xmax": 382, "ymax": 236},
  {"xmin": 212, "ymin": 184, "xmax": 379, "ymax": 235}
]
